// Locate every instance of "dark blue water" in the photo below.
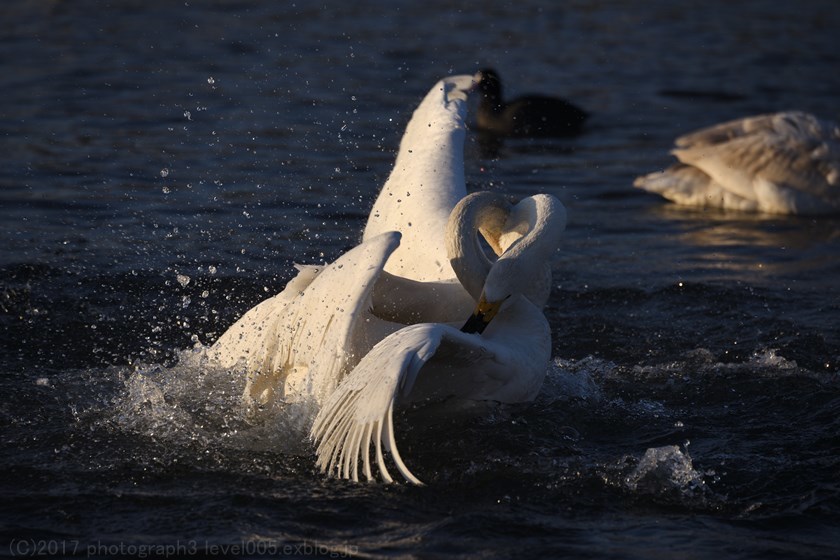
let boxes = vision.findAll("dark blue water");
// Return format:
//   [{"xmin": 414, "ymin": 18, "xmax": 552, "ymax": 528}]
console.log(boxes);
[{"xmin": 2, "ymin": 1, "xmax": 839, "ymax": 558}]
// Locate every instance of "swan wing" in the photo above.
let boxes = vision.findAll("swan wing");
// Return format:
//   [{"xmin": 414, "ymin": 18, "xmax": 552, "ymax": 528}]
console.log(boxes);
[
  {"xmin": 210, "ymin": 232, "xmax": 402, "ymax": 406},
  {"xmin": 672, "ymin": 112, "xmax": 840, "ymax": 213},
  {"xmin": 363, "ymin": 74, "xmax": 475, "ymax": 282},
  {"xmin": 208, "ymin": 264, "xmax": 321, "ymax": 371},
  {"xmin": 310, "ymin": 299, "xmax": 550, "ymax": 484}
]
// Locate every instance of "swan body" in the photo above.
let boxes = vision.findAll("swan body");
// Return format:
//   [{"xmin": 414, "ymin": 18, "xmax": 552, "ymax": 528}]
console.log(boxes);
[
  {"xmin": 311, "ymin": 191, "xmax": 567, "ymax": 485},
  {"xmin": 634, "ymin": 111, "xmax": 840, "ymax": 215},
  {"xmin": 473, "ymin": 68, "xmax": 588, "ymax": 138}
]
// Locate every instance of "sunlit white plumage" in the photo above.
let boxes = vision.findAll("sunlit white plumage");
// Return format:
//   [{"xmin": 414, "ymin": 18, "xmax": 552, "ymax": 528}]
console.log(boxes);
[
  {"xmin": 363, "ymin": 74, "xmax": 475, "ymax": 282},
  {"xmin": 311, "ymin": 191, "xmax": 567, "ymax": 485},
  {"xmin": 209, "ymin": 75, "xmax": 478, "ymax": 408},
  {"xmin": 634, "ymin": 111, "xmax": 840, "ymax": 215},
  {"xmin": 209, "ymin": 232, "xmax": 402, "ymax": 406}
]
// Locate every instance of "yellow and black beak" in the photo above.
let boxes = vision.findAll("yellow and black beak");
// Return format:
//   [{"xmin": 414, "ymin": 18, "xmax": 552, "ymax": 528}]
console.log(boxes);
[{"xmin": 460, "ymin": 295, "xmax": 504, "ymax": 334}]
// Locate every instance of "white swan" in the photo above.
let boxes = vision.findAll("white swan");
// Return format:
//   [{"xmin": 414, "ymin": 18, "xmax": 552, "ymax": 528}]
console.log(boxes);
[
  {"xmin": 310, "ymin": 191, "xmax": 567, "ymax": 485},
  {"xmin": 363, "ymin": 74, "xmax": 473, "ymax": 282},
  {"xmin": 209, "ymin": 75, "xmax": 478, "ymax": 407},
  {"xmin": 208, "ymin": 73, "xmax": 567, "ymax": 486},
  {"xmin": 364, "ymin": 73, "xmax": 479, "ymax": 324},
  {"xmin": 634, "ymin": 111, "xmax": 840, "ymax": 215}
]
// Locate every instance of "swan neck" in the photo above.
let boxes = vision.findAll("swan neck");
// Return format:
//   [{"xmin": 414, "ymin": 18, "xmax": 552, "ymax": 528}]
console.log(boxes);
[{"xmin": 446, "ymin": 192, "xmax": 510, "ymax": 302}]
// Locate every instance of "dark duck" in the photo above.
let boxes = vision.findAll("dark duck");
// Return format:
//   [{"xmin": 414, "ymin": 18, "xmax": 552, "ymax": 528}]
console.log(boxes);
[{"xmin": 473, "ymin": 68, "xmax": 588, "ymax": 138}]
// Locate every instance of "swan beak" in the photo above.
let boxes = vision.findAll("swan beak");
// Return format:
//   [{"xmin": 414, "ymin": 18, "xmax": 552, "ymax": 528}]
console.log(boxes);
[{"xmin": 460, "ymin": 295, "xmax": 503, "ymax": 334}]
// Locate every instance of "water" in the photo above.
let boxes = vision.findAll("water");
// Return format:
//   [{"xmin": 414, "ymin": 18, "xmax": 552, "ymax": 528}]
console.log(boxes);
[{"xmin": 2, "ymin": 1, "xmax": 840, "ymax": 558}]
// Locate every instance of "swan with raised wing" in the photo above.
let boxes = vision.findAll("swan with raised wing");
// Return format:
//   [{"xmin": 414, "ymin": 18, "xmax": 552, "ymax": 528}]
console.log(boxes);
[
  {"xmin": 209, "ymin": 74, "xmax": 479, "ymax": 407},
  {"xmin": 311, "ymin": 191, "xmax": 567, "ymax": 485},
  {"xmin": 634, "ymin": 111, "xmax": 840, "ymax": 215}
]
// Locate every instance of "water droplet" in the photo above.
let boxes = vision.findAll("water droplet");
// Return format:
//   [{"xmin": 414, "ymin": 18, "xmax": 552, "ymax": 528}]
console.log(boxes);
[
  {"xmin": 176, "ymin": 274, "xmax": 191, "ymax": 287},
  {"xmin": 207, "ymin": 76, "xmax": 215, "ymax": 85},
  {"xmin": 160, "ymin": 168, "xmax": 169, "ymax": 178}
]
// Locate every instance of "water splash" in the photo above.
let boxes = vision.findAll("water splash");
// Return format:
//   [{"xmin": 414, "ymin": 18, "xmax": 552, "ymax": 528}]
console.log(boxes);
[
  {"xmin": 625, "ymin": 445, "xmax": 714, "ymax": 505},
  {"xmin": 114, "ymin": 348, "xmax": 317, "ymax": 457},
  {"xmin": 540, "ymin": 357, "xmax": 606, "ymax": 403}
]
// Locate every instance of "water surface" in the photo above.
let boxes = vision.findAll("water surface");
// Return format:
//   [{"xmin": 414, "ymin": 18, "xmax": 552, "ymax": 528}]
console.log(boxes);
[{"xmin": 2, "ymin": 1, "xmax": 839, "ymax": 558}]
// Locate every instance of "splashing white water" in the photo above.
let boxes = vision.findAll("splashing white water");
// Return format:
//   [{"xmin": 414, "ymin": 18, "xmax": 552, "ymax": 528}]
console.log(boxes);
[
  {"xmin": 541, "ymin": 357, "xmax": 606, "ymax": 403},
  {"xmin": 625, "ymin": 445, "xmax": 712, "ymax": 503},
  {"xmin": 114, "ymin": 347, "xmax": 317, "ymax": 456}
]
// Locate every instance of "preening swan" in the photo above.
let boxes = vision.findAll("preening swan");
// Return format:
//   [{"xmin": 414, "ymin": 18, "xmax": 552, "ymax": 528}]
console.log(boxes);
[
  {"xmin": 311, "ymin": 191, "xmax": 567, "ymax": 485},
  {"xmin": 209, "ymin": 74, "xmax": 479, "ymax": 407},
  {"xmin": 473, "ymin": 68, "xmax": 588, "ymax": 138},
  {"xmin": 634, "ymin": 111, "xmax": 840, "ymax": 215}
]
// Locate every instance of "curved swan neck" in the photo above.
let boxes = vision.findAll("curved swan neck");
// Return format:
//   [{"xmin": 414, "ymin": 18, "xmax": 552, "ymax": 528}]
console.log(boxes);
[
  {"xmin": 501, "ymin": 195, "xmax": 566, "ymax": 262},
  {"xmin": 492, "ymin": 194, "xmax": 566, "ymax": 307},
  {"xmin": 362, "ymin": 75, "xmax": 475, "ymax": 282},
  {"xmin": 446, "ymin": 192, "xmax": 510, "ymax": 302},
  {"xmin": 447, "ymin": 192, "xmax": 567, "ymax": 308}
]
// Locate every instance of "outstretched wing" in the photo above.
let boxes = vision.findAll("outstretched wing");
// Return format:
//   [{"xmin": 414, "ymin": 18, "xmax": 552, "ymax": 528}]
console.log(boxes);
[
  {"xmin": 310, "ymin": 299, "xmax": 550, "ymax": 485},
  {"xmin": 210, "ymin": 232, "xmax": 402, "ymax": 407},
  {"xmin": 209, "ymin": 264, "xmax": 322, "ymax": 373},
  {"xmin": 311, "ymin": 324, "xmax": 444, "ymax": 485}
]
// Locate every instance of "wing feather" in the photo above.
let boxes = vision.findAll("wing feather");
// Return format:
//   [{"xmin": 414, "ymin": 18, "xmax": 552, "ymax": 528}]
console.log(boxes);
[
  {"xmin": 311, "ymin": 301, "xmax": 550, "ymax": 484},
  {"xmin": 210, "ymin": 232, "xmax": 401, "ymax": 407},
  {"xmin": 672, "ymin": 112, "xmax": 840, "ymax": 211}
]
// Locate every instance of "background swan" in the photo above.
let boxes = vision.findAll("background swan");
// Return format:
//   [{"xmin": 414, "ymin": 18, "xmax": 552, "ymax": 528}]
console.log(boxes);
[
  {"xmin": 311, "ymin": 191, "xmax": 567, "ymax": 485},
  {"xmin": 210, "ymin": 75, "xmax": 479, "ymax": 408},
  {"xmin": 634, "ymin": 111, "xmax": 840, "ymax": 215},
  {"xmin": 472, "ymin": 68, "xmax": 588, "ymax": 138}
]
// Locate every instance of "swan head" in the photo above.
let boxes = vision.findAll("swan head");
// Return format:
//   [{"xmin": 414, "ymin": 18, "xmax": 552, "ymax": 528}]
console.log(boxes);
[
  {"xmin": 448, "ymin": 192, "xmax": 567, "ymax": 334},
  {"xmin": 473, "ymin": 68, "xmax": 503, "ymax": 109}
]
